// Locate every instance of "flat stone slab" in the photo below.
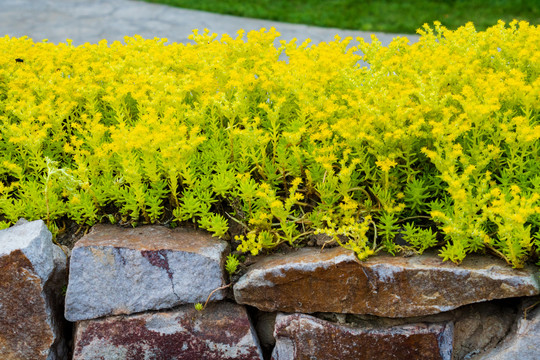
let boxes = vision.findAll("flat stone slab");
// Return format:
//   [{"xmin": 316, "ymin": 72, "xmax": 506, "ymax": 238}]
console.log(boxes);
[
  {"xmin": 0, "ymin": 220, "xmax": 67, "ymax": 360},
  {"xmin": 234, "ymin": 247, "xmax": 540, "ymax": 317},
  {"xmin": 73, "ymin": 302, "xmax": 263, "ymax": 360},
  {"xmin": 314, "ymin": 299, "xmax": 518, "ymax": 360},
  {"xmin": 271, "ymin": 313, "xmax": 453, "ymax": 360},
  {"xmin": 65, "ymin": 225, "xmax": 229, "ymax": 322}
]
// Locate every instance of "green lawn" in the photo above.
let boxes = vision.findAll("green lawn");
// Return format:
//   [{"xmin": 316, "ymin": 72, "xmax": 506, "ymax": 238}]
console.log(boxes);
[{"xmin": 143, "ymin": 0, "xmax": 538, "ymax": 34}]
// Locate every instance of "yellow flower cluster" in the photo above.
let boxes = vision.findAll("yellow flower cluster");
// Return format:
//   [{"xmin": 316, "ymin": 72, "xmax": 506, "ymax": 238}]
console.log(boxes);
[
  {"xmin": 0, "ymin": 22, "xmax": 538, "ymax": 267},
  {"xmin": 316, "ymin": 215, "xmax": 375, "ymax": 261}
]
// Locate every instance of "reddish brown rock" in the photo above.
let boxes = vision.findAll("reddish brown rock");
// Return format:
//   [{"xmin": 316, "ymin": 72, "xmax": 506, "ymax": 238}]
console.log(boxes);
[
  {"xmin": 73, "ymin": 302, "xmax": 263, "ymax": 360},
  {"xmin": 271, "ymin": 313, "xmax": 453, "ymax": 360},
  {"xmin": 234, "ymin": 247, "xmax": 539, "ymax": 317},
  {"xmin": 0, "ymin": 220, "xmax": 68, "ymax": 360},
  {"xmin": 316, "ymin": 299, "xmax": 519, "ymax": 360},
  {"xmin": 65, "ymin": 224, "xmax": 229, "ymax": 321}
]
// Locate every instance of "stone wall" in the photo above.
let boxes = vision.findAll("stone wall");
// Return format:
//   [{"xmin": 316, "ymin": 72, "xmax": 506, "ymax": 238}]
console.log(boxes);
[{"xmin": 1, "ymin": 220, "xmax": 539, "ymax": 359}]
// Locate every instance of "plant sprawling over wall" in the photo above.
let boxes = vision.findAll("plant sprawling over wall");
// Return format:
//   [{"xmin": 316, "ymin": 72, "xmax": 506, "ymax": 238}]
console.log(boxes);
[{"xmin": 0, "ymin": 21, "xmax": 538, "ymax": 268}]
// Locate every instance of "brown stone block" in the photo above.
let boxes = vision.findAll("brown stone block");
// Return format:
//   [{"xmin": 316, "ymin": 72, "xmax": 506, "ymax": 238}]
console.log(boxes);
[
  {"xmin": 234, "ymin": 247, "xmax": 539, "ymax": 317},
  {"xmin": 0, "ymin": 250, "xmax": 53, "ymax": 359},
  {"xmin": 0, "ymin": 220, "xmax": 68, "ymax": 360},
  {"xmin": 271, "ymin": 313, "xmax": 453, "ymax": 360}
]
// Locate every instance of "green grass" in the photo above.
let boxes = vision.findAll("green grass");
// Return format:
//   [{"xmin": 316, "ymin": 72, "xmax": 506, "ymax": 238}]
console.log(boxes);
[{"xmin": 143, "ymin": 0, "xmax": 538, "ymax": 34}]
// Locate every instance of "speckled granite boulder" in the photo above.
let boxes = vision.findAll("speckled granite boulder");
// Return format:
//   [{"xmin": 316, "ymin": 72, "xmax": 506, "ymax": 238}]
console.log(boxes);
[{"xmin": 65, "ymin": 224, "xmax": 229, "ymax": 321}]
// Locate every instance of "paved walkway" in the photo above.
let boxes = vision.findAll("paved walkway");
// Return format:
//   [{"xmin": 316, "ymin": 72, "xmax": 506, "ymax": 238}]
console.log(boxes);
[{"xmin": 0, "ymin": 0, "xmax": 419, "ymax": 47}]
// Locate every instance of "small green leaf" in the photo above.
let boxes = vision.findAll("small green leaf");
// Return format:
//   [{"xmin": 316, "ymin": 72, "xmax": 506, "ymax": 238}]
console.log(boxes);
[{"xmin": 225, "ymin": 254, "xmax": 240, "ymax": 275}]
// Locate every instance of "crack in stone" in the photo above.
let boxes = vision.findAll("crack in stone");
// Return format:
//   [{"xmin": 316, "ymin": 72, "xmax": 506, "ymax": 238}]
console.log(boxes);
[
  {"xmin": 141, "ymin": 250, "xmax": 180, "ymax": 300},
  {"xmin": 116, "ymin": 250, "xmax": 127, "ymax": 266},
  {"xmin": 169, "ymin": 275, "xmax": 181, "ymax": 301}
]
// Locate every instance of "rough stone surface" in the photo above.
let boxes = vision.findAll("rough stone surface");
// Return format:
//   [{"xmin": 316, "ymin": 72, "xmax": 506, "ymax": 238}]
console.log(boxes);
[
  {"xmin": 271, "ymin": 313, "xmax": 453, "ymax": 360},
  {"xmin": 0, "ymin": 219, "xmax": 68, "ymax": 360},
  {"xmin": 72, "ymin": 302, "xmax": 263, "ymax": 360},
  {"xmin": 471, "ymin": 298, "xmax": 540, "ymax": 360},
  {"xmin": 450, "ymin": 301, "xmax": 518, "ymax": 360},
  {"xmin": 316, "ymin": 299, "xmax": 519, "ymax": 360},
  {"xmin": 234, "ymin": 247, "xmax": 540, "ymax": 317},
  {"xmin": 65, "ymin": 224, "xmax": 229, "ymax": 322}
]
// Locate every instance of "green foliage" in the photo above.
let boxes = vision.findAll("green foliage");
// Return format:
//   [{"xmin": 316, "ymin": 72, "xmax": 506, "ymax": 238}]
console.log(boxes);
[
  {"xmin": 404, "ymin": 178, "xmax": 431, "ymax": 215},
  {"xmin": 225, "ymin": 254, "xmax": 240, "ymax": 275},
  {"xmin": 401, "ymin": 223, "xmax": 438, "ymax": 254},
  {"xmin": 378, "ymin": 212, "xmax": 400, "ymax": 255},
  {"xmin": 200, "ymin": 213, "xmax": 229, "ymax": 238},
  {"xmin": 143, "ymin": 0, "xmax": 539, "ymax": 34},
  {"xmin": 1, "ymin": 23, "xmax": 539, "ymax": 268}
]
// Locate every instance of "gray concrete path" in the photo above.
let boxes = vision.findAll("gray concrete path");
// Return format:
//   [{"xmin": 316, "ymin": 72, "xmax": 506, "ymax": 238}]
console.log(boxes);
[{"xmin": 0, "ymin": 0, "xmax": 419, "ymax": 47}]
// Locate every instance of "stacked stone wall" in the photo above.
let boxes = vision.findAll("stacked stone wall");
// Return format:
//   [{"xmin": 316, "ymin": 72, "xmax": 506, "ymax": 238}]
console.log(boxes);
[{"xmin": 1, "ymin": 221, "xmax": 539, "ymax": 359}]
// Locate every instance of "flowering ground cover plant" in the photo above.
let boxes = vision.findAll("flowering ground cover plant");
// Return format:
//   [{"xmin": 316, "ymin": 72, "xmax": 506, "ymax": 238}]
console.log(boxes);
[{"xmin": 0, "ymin": 21, "xmax": 538, "ymax": 268}]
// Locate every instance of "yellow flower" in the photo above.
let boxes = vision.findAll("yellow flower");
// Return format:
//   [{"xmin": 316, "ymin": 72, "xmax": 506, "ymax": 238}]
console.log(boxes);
[
  {"xmin": 376, "ymin": 158, "xmax": 397, "ymax": 172},
  {"xmin": 63, "ymin": 143, "xmax": 73, "ymax": 153},
  {"xmin": 510, "ymin": 185, "xmax": 521, "ymax": 195},
  {"xmin": 291, "ymin": 178, "xmax": 302, "ymax": 188}
]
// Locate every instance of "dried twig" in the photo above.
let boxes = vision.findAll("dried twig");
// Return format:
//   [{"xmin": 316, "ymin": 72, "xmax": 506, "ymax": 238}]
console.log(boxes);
[
  {"xmin": 524, "ymin": 300, "xmax": 540, "ymax": 320},
  {"xmin": 201, "ymin": 283, "xmax": 232, "ymax": 310}
]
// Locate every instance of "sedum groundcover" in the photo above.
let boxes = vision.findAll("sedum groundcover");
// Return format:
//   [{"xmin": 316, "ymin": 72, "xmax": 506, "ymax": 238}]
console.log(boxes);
[{"xmin": 0, "ymin": 21, "xmax": 539, "ymax": 268}]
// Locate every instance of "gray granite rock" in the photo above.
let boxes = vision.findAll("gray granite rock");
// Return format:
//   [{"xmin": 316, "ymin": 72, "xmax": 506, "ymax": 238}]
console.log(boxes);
[
  {"xmin": 73, "ymin": 302, "xmax": 263, "ymax": 360},
  {"xmin": 1, "ymin": 219, "xmax": 64, "ymax": 284},
  {"xmin": 0, "ymin": 219, "xmax": 68, "ymax": 360},
  {"xmin": 65, "ymin": 224, "xmax": 229, "ymax": 321},
  {"xmin": 471, "ymin": 299, "xmax": 540, "ymax": 360}
]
